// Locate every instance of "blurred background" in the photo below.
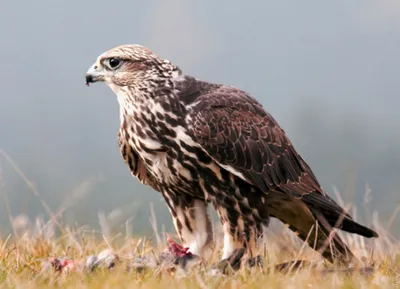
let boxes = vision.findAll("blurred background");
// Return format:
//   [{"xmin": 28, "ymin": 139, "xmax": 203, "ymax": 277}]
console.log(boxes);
[{"xmin": 0, "ymin": 1, "xmax": 399, "ymax": 237}]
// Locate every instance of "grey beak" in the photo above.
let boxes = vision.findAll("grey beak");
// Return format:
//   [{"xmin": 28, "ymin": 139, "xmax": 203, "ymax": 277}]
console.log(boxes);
[{"xmin": 85, "ymin": 64, "xmax": 103, "ymax": 85}]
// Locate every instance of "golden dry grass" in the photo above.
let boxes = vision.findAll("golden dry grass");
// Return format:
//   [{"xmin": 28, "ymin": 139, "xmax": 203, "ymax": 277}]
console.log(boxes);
[{"xmin": 0, "ymin": 212, "xmax": 398, "ymax": 289}]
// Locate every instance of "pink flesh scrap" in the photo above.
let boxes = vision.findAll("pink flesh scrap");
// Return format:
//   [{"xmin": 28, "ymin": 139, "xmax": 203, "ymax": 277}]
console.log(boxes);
[
  {"xmin": 50, "ymin": 258, "xmax": 75, "ymax": 272},
  {"xmin": 167, "ymin": 235, "xmax": 193, "ymax": 258}
]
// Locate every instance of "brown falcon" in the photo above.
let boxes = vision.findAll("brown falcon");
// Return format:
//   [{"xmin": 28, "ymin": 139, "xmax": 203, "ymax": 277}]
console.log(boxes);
[{"xmin": 85, "ymin": 44, "xmax": 378, "ymax": 268}]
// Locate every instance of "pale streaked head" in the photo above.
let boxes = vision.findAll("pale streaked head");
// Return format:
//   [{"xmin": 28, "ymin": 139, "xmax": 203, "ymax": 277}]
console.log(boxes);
[{"xmin": 85, "ymin": 44, "xmax": 177, "ymax": 90}]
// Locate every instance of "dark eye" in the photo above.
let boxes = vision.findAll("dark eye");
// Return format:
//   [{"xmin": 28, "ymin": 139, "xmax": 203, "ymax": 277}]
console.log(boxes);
[{"xmin": 109, "ymin": 58, "xmax": 121, "ymax": 68}]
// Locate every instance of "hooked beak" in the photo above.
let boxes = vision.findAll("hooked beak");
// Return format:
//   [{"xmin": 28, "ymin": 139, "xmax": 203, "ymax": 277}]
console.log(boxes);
[{"xmin": 85, "ymin": 64, "xmax": 104, "ymax": 86}]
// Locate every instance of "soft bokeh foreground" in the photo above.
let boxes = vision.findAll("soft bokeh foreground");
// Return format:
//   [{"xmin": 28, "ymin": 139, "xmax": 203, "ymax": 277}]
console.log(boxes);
[{"xmin": 0, "ymin": 206, "xmax": 398, "ymax": 289}]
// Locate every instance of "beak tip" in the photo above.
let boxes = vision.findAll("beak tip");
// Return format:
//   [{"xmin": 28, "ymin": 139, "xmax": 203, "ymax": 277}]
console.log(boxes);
[{"xmin": 85, "ymin": 74, "xmax": 95, "ymax": 86}]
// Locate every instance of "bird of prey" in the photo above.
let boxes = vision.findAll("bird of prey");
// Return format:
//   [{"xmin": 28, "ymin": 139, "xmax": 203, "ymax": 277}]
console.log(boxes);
[{"xmin": 85, "ymin": 45, "xmax": 378, "ymax": 269}]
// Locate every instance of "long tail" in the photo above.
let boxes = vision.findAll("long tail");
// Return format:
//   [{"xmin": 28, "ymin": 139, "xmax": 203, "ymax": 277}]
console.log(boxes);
[
  {"xmin": 267, "ymin": 192, "xmax": 357, "ymax": 265},
  {"xmin": 300, "ymin": 192, "xmax": 378, "ymax": 238}
]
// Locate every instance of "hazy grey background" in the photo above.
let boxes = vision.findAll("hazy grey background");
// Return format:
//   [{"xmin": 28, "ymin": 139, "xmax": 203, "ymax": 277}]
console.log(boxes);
[{"xmin": 0, "ymin": 1, "xmax": 399, "ymax": 236}]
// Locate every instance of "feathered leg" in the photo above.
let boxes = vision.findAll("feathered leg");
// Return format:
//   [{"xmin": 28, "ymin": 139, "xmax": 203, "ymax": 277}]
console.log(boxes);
[
  {"xmin": 215, "ymin": 204, "xmax": 264, "ymax": 271},
  {"xmin": 162, "ymin": 190, "xmax": 213, "ymax": 260}
]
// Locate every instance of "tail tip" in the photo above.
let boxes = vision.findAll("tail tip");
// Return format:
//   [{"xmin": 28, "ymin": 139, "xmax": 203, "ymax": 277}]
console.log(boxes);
[{"xmin": 364, "ymin": 228, "xmax": 379, "ymax": 238}]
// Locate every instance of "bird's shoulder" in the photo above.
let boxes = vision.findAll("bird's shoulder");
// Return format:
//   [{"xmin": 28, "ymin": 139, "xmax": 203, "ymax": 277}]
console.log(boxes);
[
  {"xmin": 180, "ymin": 77, "xmax": 323, "ymax": 196},
  {"xmin": 183, "ymin": 79, "xmax": 284, "ymax": 148},
  {"xmin": 189, "ymin": 82, "xmax": 265, "ymax": 115}
]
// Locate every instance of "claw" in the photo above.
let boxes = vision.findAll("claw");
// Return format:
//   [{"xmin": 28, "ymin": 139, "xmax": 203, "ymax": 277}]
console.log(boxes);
[
  {"xmin": 247, "ymin": 255, "xmax": 264, "ymax": 273},
  {"xmin": 216, "ymin": 248, "xmax": 246, "ymax": 274},
  {"xmin": 267, "ymin": 260, "xmax": 312, "ymax": 274}
]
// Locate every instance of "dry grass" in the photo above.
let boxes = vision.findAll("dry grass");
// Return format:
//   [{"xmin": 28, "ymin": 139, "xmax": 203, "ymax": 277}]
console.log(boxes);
[{"xmin": 0, "ymin": 213, "xmax": 397, "ymax": 289}]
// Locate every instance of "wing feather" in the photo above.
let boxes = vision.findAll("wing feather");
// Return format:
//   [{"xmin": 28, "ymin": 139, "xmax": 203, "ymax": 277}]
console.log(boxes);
[
  {"xmin": 188, "ymin": 86, "xmax": 350, "ymax": 217},
  {"xmin": 183, "ymin": 81, "xmax": 377, "ymax": 238},
  {"xmin": 189, "ymin": 87, "xmax": 320, "ymax": 194}
]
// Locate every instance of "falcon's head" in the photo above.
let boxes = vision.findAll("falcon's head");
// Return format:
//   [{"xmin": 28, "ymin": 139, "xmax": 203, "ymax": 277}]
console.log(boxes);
[{"xmin": 85, "ymin": 44, "xmax": 180, "ymax": 95}]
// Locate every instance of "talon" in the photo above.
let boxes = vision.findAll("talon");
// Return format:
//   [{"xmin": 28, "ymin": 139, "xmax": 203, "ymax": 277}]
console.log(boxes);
[
  {"xmin": 247, "ymin": 255, "xmax": 264, "ymax": 272},
  {"xmin": 215, "ymin": 248, "xmax": 246, "ymax": 274},
  {"xmin": 271, "ymin": 260, "xmax": 312, "ymax": 274}
]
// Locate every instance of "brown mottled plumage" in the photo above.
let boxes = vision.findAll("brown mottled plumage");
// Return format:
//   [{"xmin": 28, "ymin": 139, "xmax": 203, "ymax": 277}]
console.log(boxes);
[{"xmin": 85, "ymin": 44, "xmax": 378, "ymax": 269}]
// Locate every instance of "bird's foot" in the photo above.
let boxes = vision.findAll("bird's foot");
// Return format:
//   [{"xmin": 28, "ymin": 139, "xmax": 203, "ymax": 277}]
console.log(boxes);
[
  {"xmin": 268, "ymin": 260, "xmax": 312, "ymax": 274},
  {"xmin": 210, "ymin": 252, "xmax": 265, "ymax": 275},
  {"xmin": 213, "ymin": 248, "xmax": 246, "ymax": 274},
  {"xmin": 246, "ymin": 255, "xmax": 264, "ymax": 272}
]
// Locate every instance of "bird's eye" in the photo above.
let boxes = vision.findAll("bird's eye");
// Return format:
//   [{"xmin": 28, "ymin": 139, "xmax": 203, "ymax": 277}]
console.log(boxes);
[
  {"xmin": 105, "ymin": 57, "xmax": 122, "ymax": 70},
  {"xmin": 109, "ymin": 58, "xmax": 120, "ymax": 68}
]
